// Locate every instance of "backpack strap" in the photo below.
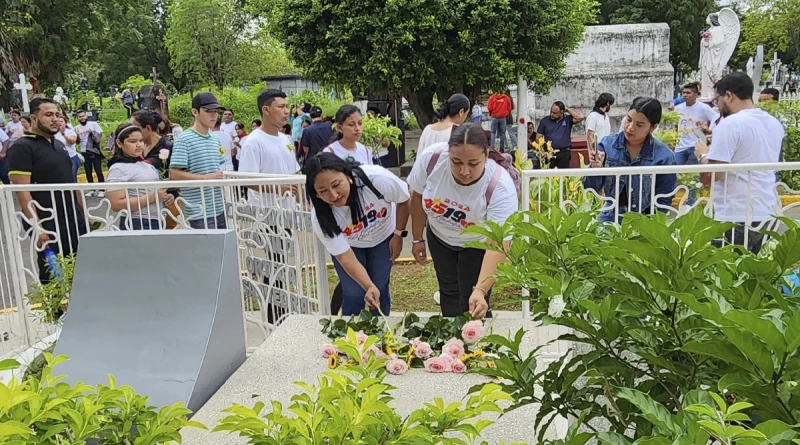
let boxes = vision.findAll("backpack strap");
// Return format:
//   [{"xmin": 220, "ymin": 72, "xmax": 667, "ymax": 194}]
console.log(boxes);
[
  {"xmin": 326, "ymin": 145, "xmax": 335, "ymax": 154},
  {"xmin": 484, "ymin": 164, "xmax": 504, "ymax": 204},
  {"xmin": 425, "ymin": 143, "xmax": 448, "ymax": 176}
]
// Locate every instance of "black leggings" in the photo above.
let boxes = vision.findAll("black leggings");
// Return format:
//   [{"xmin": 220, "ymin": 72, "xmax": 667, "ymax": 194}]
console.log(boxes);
[
  {"xmin": 83, "ymin": 152, "xmax": 104, "ymax": 183},
  {"xmin": 427, "ymin": 226, "xmax": 492, "ymax": 317}
]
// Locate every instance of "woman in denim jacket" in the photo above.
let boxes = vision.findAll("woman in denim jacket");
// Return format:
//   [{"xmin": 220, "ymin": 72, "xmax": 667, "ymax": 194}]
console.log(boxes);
[{"xmin": 583, "ymin": 97, "xmax": 677, "ymax": 223}]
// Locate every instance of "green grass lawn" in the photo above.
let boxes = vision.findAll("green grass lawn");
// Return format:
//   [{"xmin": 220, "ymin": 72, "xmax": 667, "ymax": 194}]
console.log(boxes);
[{"xmin": 327, "ymin": 262, "xmax": 523, "ymax": 313}]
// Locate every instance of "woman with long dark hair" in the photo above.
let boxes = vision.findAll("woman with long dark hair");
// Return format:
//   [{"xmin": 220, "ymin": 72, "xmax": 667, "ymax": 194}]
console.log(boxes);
[
  {"xmin": 106, "ymin": 123, "xmax": 175, "ymax": 230},
  {"xmin": 304, "ymin": 153, "xmax": 411, "ymax": 315},
  {"xmin": 418, "ymin": 93, "xmax": 470, "ymax": 154},
  {"xmin": 324, "ymin": 105, "xmax": 373, "ymax": 165},
  {"xmin": 584, "ymin": 97, "xmax": 677, "ymax": 223},
  {"xmin": 407, "ymin": 123, "xmax": 518, "ymax": 319}
]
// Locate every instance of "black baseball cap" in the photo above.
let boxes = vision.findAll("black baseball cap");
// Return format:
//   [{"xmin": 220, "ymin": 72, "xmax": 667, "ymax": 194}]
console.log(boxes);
[{"xmin": 192, "ymin": 92, "xmax": 223, "ymax": 111}]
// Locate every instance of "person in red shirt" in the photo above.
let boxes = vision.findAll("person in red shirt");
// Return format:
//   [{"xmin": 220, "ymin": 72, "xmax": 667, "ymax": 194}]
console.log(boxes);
[{"xmin": 487, "ymin": 91, "xmax": 513, "ymax": 152}]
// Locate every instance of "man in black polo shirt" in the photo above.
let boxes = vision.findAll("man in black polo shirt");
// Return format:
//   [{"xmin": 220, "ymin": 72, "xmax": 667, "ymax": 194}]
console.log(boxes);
[
  {"xmin": 300, "ymin": 106, "xmax": 334, "ymax": 163},
  {"xmin": 536, "ymin": 101, "xmax": 585, "ymax": 169},
  {"xmin": 7, "ymin": 98, "xmax": 88, "ymax": 282}
]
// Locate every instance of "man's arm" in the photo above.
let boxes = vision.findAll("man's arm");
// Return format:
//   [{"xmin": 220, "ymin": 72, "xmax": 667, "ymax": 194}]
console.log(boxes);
[
  {"xmin": 567, "ymin": 107, "xmax": 585, "ymax": 124},
  {"xmin": 0, "ymin": 140, "xmax": 8, "ymax": 157},
  {"xmin": 169, "ymin": 168, "xmax": 223, "ymax": 181}
]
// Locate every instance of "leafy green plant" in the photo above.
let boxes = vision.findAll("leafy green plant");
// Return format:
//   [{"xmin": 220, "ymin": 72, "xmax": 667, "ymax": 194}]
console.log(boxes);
[
  {"xmin": 0, "ymin": 354, "xmax": 204, "ymax": 444},
  {"xmin": 467, "ymin": 207, "xmax": 800, "ymax": 441},
  {"xmin": 759, "ymin": 100, "xmax": 800, "ymax": 190},
  {"xmin": 362, "ymin": 114, "xmax": 402, "ymax": 159},
  {"xmin": 653, "ymin": 128, "xmax": 679, "ymax": 150},
  {"xmin": 214, "ymin": 329, "xmax": 512, "ymax": 444},
  {"xmin": 26, "ymin": 253, "xmax": 76, "ymax": 325}
]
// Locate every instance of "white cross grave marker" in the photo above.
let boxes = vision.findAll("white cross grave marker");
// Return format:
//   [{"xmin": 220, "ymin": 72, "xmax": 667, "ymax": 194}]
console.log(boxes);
[{"xmin": 13, "ymin": 73, "xmax": 33, "ymax": 113}]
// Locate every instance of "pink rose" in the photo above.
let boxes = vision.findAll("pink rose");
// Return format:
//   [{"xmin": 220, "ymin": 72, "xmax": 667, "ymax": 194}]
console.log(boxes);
[
  {"xmin": 355, "ymin": 331, "xmax": 368, "ymax": 345},
  {"xmin": 321, "ymin": 344, "xmax": 338, "ymax": 358},
  {"xmin": 409, "ymin": 338, "xmax": 422, "ymax": 348},
  {"xmin": 451, "ymin": 361, "xmax": 467, "ymax": 374},
  {"xmin": 414, "ymin": 342, "xmax": 433, "ymax": 358},
  {"xmin": 424, "ymin": 357, "xmax": 450, "ymax": 373},
  {"xmin": 461, "ymin": 321, "xmax": 485, "ymax": 344},
  {"xmin": 158, "ymin": 148, "xmax": 170, "ymax": 160},
  {"xmin": 439, "ymin": 353, "xmax": 458, "ymax": 365},
  {"xmin": 363, "ymin": 345, "xmax": 385, "ymax": 361},
  {"xmin": 443, "ymin": 339, "xmax": 465, "ymax": 357},
  {"xmin": 386, "ymin": 359, "xmax": 409, "ymax": 375}
]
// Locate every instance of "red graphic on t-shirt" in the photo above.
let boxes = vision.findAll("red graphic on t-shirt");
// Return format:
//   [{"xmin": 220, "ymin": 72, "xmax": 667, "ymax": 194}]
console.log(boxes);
[
  {"xmin": 343, "ymin": 203, "xmax": 389, "ymax": 238},
  {"xmin": 424, "ymin": 198, "xmax": 475, "ymax": 228}
]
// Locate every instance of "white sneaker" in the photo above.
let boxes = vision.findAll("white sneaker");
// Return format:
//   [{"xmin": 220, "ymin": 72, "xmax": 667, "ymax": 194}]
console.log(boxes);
[
  {"xmin": 97, "ymin": 191, "xmax": 105, "ymax": 198},
  {"xmin": 87, "ymin": 190, "xmax": 96, "ymax": 197},
  {"xmin": 433, "ymin": 291, "xmax": 440, "ymax": 304}
]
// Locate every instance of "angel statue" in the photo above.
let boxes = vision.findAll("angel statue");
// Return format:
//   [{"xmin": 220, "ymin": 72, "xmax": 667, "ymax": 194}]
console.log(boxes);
[
  {"xmin": 699, "ymin": 8, "xmax": 740, "ymax": 97},
  {"xmin": 53, "ymin": 86, "xmax": 69, "ymax": 110}
]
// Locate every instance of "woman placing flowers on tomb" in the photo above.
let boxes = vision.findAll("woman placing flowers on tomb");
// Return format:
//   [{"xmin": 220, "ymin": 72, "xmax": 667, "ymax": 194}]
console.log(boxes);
[
  {"xmin": 304, "ymin": 153, "xmax": 411, "ymax": 316},
  {"xmin": 583, "ymin": 97, "xmax": 677, "ymax": 223},
  {"xmin": 407, "ymin": 123, "xmax": 518, "ymax": 319}
]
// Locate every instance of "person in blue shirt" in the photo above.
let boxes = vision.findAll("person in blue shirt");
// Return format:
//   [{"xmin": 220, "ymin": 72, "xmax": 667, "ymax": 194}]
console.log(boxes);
[{"xmin": 584, "ymin": 97, "xmax": 677, "ymax": 223}]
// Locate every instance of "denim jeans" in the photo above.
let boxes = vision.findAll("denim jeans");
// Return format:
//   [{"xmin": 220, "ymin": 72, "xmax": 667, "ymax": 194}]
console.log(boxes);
[
  {"xmin": 490, "ymin": 117, "xmax": 507, "ymax": 151},
  {"xmin": 331, "ymin": 236, "xmax": 392, "ymax": 316},
  {"xmin": 506, "ymin": 124, "xmax": 518, "ymax": 151},
  {"xmin": 70, "ymin": 155, "xmax": 80, "ymax": 182},
  {"xmin": 120, "ymin": 216, "xmax": 161, "ymax": 231},
  {"xmin": 427, "ymin": 226, "xmax": 493, "ymax": 318},
  {"xmin": 189, "ymin": 212, "xmax": 227, "ymax": 230},
  {"xmin": 0, "ymin": 157, "xmax": 9, "ymax": 185},
  {"xmin": 674, "ymin": 149, "xmax": 698, "ymax": 205}
]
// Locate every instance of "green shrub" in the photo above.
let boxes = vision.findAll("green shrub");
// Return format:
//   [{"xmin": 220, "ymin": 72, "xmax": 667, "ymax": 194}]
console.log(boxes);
[
  {"xmin": 213, "ymin": 329, "xmax": 513, "ymax": 444},
  {"xmin": 25, "ymin": 254, "xmax": 76, "ymax": 325},
  {"xmin": 467, "ymin": 207, "xmax": 800, "ymax": 442},
  {"xmin": 759, "ymin": 100, "xmax": 800, "ymax": 190},
  {"xmin": 0, "ymin": 355, "xmax": 204, "ymax": 444}
]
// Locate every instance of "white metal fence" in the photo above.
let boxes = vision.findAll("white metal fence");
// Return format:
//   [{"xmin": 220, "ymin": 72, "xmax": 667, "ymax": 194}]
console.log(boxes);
[
  {"xmin": 0, "ymin": 173, "xmax": 330, "ymax": 357},
  {"xmin": 518, "ymin": 161, "xmax": 800, "ymax": 319}
]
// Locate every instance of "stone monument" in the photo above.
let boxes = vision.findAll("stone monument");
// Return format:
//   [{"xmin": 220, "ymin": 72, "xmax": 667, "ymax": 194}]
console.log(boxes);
[
  {"xmin": 698, "ymin": 8, "xmax": 740, "ymax": 98},
  {"xmin": 748, "ymin": 45, "xmax": 765, "ymax": 101},
  {"xmin": 526, "ymin": 23, "xmax": 674, "ymax": 129}
]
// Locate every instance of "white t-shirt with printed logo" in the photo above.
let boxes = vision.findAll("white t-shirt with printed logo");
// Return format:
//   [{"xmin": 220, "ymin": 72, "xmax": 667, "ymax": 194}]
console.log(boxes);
[
  {"xmin": 675, "ymin": 101, "xmax": 718, "ymax": 152},
  {"xmin": 55, "ymin": 127, "xmax": 78, "ymax": 157},
  {"xmin": 585, "ymin": 111, "xmax": 612, "ymax": 144},
  {"xmin": 238, "ymin": 128, "xmax": 301, "ymax": 208},
  {"xmin": 406, "ymin": 143, "xmax": 518, "ymax": 247},
  {"xmin": 707, "ymin": 108, "xmax": 784, "ymax": 222},
  {"xmin": 325, "ymin": 141, "xmax": 374, "ymax": 165},
  {"xmin": 213, "ymin": 130, "xmax": 235, "ymax": 171},
  {"xmin": 312, "ymin": 165, "xmax": 410, "ymax": 256}
]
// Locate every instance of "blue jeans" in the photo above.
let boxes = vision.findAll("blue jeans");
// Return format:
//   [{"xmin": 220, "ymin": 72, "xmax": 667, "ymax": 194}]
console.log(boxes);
[
  {"xmin": 120, "ymin": 216, "xmax": 161, "ymax": 230},
  {"xmin": 0, "ymin": 157, "xmax": 8, "ymax": 185},
  {"xmin": 490, "ymin": 117, "xmax": 507, "ymax": 151},
  {"xmin": 331, "ymin": 236, "xmax": 392, "ymax": 316},
  {"xmin": 674, "ymin": 149, "xmax": 698, "ymax": 205},
  {"xmin": 70, "ymin": 155, "xmax": 80, "ymax": 182},
  {"xmin": 189, "ymin": 212, "xmax": 227, "ymax": 229},
  {"xmin": 506, "ymin": 124, "xmax": 518, "ymax": 150}
]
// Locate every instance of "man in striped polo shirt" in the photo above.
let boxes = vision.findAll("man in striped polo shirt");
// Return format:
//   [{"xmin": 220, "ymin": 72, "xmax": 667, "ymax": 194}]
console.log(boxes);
[{"xmin": 169, "ymin": 92, "xmax": 226, "ymax": 229}]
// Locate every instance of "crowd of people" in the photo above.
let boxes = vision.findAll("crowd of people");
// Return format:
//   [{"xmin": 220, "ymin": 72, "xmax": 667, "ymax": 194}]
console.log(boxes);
[{"xmin": 0, "ymin": 70, "xmax": 788, "ymax": 319}]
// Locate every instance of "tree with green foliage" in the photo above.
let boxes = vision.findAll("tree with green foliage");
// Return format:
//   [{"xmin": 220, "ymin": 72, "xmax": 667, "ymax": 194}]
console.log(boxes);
[
  {"xmin": 596, "ymin": 0, "xmax": 717, "ymax": 71},
  {"xmin": 258, "ymin": 0, "xmax": 596, "ymax": 127},
  {"xmin": 736, "ymin": 0, "xmax": 800, "ymax": 69}
]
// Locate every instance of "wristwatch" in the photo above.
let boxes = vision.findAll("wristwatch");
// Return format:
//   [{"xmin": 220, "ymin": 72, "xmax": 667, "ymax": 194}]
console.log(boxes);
[{"xmin": 394, "ymin": 229, "xmax": 408, "ymax": 238}]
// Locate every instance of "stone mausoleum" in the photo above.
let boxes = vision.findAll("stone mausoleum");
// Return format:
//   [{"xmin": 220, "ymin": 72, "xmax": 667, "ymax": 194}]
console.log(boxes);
[{"xmin": 517, "ymin": 23, "xmax": 674, "ymax": 129}]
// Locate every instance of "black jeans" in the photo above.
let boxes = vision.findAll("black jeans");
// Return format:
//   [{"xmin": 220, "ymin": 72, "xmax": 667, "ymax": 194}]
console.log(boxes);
[
  {"xmin": 83, "ymin": 152, "xmax": 104, "ymax": 183},
  {"xmin": 549, "ymin": 149, "xmax": 571, "ymax": 169},
  {"xmin": 713, "ymin": 222, "xmax": 770, "ymax": 255},
  {"xmin": 427, "ymin": 226, "xmax": 492, "ymax": 317}
]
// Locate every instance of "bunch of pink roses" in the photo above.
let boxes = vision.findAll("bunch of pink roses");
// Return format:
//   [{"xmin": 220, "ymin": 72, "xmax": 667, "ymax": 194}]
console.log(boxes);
[{"xmin": 320, "ymin": 319, "xmax": 488, "ymax": 376}]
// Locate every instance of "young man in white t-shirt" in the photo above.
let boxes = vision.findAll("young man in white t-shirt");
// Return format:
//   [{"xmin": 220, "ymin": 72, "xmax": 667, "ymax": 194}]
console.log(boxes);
[
  {"xmin": 212, "ymin": 116, "xmax": 235, "ymax": 171},
  {"xmin": 695, "ymin": 72, "xmax": 784, "ymax": 254},
  {"xmin": 237, "ymin": 88, "xmax": 302, "ymax": 324},
  {"xmin": 5, "ymin": 110, "xmax": 23, "ymax": 143},
  {"xmin": 674, "ymin": 82, "xmax": 718, "ymax": 165},
  {"xmin": 54, "ymin": 116, "xmax": 79, "ymax": 181},
  {"xmin": 220, "ymin": 109, "xmax": 238, "ymax": 140},
  {"xmin": 585, "ymin": 92, "xmax": 615, "ymax": 151}
]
